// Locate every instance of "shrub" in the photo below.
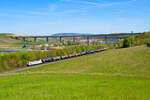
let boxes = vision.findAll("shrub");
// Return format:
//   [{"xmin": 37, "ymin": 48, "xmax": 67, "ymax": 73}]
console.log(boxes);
[
  {"xmin": 134, "ymin": 32, "xmax": 150, "ymax": 46},
  {"xmin": 0, "ymin": 51, "xmax": 46, "ymax": 72},
  {"xmin": 147, "ymin": 43, "xmax": 150, "ymax": 47},
  {"xmin": 146, "ymin": 42, "xmax": 150, "ymax": 47},
  {"xmin": 123, "ymin": 39, "xmax": 131, "ymax": 48},
  {"xmin": 0, "ymin": 45, "xmax": 108, "ymax": 72}
]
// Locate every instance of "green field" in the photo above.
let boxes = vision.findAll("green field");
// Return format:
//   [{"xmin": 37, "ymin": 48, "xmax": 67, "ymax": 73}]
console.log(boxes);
[{"xmin": 0, "ymin": 46, "xmax": 150, "ymax": 100}]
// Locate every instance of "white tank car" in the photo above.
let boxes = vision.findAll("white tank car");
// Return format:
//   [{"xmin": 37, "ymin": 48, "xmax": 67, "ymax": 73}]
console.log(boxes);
[{"xmin": 27, "ymin": 59, "xmax": 43, "ymax": 66}]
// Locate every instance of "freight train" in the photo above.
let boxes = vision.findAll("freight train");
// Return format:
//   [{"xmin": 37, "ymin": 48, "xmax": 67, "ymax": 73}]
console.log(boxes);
[{"xmin": 27, "ymin": 48, "xmax": 107, "ymax": 66}]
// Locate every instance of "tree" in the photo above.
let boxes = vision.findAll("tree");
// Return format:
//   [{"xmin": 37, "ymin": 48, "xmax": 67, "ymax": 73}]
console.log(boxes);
[
  {"xmin": 146, "ymin": 40, "xmax": 150, "ymax": 47},
  {"xmin": 123, "ymin": 39, "xmax": 131, "ymax": 48}
]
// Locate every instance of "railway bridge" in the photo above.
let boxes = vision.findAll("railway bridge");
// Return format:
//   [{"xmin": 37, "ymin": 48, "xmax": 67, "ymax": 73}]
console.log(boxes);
[{"xmin": 14, "ymin": 33, "xmax": 141, "ymax": 44}]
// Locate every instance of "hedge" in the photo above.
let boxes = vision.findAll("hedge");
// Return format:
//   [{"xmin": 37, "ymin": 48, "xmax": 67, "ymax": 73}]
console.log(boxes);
[
  {"xmin": 0, "ymin": 45, "xmax": 107, "ymax": 72},
  {"xmin": 0, "ymin": 51, "xmax": 46, "ymax": 72}
]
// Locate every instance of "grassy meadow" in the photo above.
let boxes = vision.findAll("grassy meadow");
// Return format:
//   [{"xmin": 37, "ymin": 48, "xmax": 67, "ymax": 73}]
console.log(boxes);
[{"xmin": 0, "ymin": 46, "xmax": 150, "ymax": 100}]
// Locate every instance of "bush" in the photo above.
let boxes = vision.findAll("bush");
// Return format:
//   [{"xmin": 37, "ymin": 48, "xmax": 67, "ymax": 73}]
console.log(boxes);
[
  {"xmin": 0, "ymin": 51, "xmax": 46, "ymax": 72},
  {"xmin": 123, "ymin": 39, "xmax": 131, "ymax": 48},
  {"xmin": 0, "ymin": 45, "xmax": 108, "ymax": 72},
  {"xmin": 146, "ymin": 42, "xmax": 150, "ymax": 47},
  {"xmin": 134, "ymin": 32, "xmax": 150, "ymax": 46}
]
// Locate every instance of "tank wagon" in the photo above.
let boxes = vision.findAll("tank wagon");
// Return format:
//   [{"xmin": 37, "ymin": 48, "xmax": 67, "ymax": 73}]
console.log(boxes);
[
  {"xmin": 27, "ymin": 48, "xmax": 108, "ymax": 66},
  {"xmin": 27, "ymin": 60, "xmax": 43, "ymax": 66}
]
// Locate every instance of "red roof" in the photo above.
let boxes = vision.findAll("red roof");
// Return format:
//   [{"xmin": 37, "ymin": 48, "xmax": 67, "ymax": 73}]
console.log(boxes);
[{"xmin": 49, "ymin": 47, "xmax": 64, "ymax": 50}]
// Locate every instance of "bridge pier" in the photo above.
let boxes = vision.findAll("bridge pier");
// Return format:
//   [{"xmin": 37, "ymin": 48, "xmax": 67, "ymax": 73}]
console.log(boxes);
[
  {"xmin": 46, "ymin": 37, "xmax": 49, "ymax": 43},
  {"xmin": 34, "ymin": 37, "xmax": 37, "ymax": 42},
  {"xmin": 15, "ymin": 37, "xmax": 19, "ymax": 40},
  {"xmin": 87, "ymin": 36, "xmax": 90, "ymax": 46},
  {"xmin": 104, "ymin": 36, "xmax": 108, "ymax": 44},
  {"xmin": 23, "ymin": 37, "xmax": 26, "ymax": 42},
  {"xmin": 59, "ymin": 36, "xmax": 62, "ymax": 43},
  {"xmin": 104, "ymin": 35, "xmax": 107, "ymax": 41},
  {"xmin": 73, "ymin": 36, "xmax": 76, "ymax": 42}
]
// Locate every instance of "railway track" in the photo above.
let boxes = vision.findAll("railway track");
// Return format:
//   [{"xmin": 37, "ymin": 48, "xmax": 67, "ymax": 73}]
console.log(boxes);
[{"xmin": 1, "ymin": 48, "xmax": 108, "ymax": 73}]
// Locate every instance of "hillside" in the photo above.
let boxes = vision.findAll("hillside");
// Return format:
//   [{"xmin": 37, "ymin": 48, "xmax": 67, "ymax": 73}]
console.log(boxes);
[
  {"xmin": 0, "ymin": 46, "xmax": 150, "ymax": 100},
  {"xmin": 0, "ymin": 34, "xmax": 25, "ymax": 50},
  {"xmin": 20, "ymin": 46, "xmax": 150, "ymax": 76}
]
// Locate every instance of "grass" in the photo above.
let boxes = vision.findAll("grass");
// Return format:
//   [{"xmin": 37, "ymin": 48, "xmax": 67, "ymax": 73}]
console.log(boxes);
[
  {"xmin": 20, "ymin": 45, "xmax": 150, "ymax": 77},
  {"xmin": 0, "ymin": 46, "xmax": 150, "ymax": 100},
  {"xmin": 0, "ymin": 48, "xmax": 5, "ymax": 52},
  {"xmin": 0, "ymin": 74, "xmax": 150, "ymax": 100}
]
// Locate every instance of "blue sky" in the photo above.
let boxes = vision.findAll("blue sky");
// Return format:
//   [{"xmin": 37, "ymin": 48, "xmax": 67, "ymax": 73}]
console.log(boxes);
[{"xmin": 0, "ymin": 0, "xmax": 150, "ymax": 35}]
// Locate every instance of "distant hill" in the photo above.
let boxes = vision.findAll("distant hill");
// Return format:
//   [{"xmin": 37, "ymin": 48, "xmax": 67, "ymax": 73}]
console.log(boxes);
[
  {"xmin": 0, "ymin": 33, "xmax": 13, "ymax": 35},
  {"xmin": 0, "ymin": 33, "xmax": 14, "ymax": 37},
  {"xmin": 51, "ymin": 33, "xmax": 94, "ymax": 36},
  {"xmin": 0, "ymin": 33, "xmax": 25, "ymax": 50}
]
